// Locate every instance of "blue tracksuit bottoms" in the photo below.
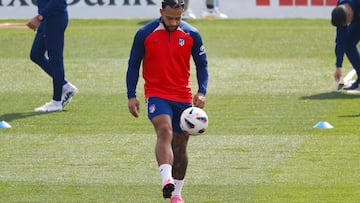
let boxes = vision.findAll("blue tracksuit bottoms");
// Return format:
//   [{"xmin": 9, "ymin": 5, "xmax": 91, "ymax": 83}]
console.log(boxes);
[{"xmin": 30, "ymin": 12, "xmax": 68, "ymax": 101}]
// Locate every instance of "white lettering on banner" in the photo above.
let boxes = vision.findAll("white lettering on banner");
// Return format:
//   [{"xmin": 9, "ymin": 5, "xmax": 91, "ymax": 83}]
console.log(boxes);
[
  {"xmin": 255, "ymin": 0, "xmax": 337, "ymax": 6},
  {"xmin": 0, "ymin": 0, "xmax": 334, "ymax": 19},
  {"xmin": 67, "ymin": 0, "xmax": 156, "ymax": 6},
  {"xmin": 0, "ymin": 0, "xmax": 156, "ymax": 6}
]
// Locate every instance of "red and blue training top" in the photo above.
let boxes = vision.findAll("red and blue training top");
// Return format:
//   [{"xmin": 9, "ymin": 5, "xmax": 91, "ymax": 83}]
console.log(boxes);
[{"xmin": 126, "ymin": 18, "xmax": 209, "ymax": 103}]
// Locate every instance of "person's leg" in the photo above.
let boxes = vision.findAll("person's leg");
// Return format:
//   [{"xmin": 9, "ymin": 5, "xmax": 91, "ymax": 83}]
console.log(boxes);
[
  {"xmin": 184, "ymin": 0, "xmax": 189, "ymax": 11},
  {"xmin": 214, "ymin": 0, "xmax": 219, "ymax": 7},
  {"xmin": 169, "ymin": 101, "xmax": 191, "ymax": 202},
  {"xmin": 171, "ymin": 132, "xmax": 189, "ymax": 201},
  {"xmin": 31, "ymin": 23, "xmax": 64, "ymax": 112},
  {"xmin": 153, "ymin": 114, "xmax": 174, "ymax": 166},
  {"xmin": 30, "ymin": 25, "xmax": 53, "ymax": 77},
  {"xmin": 205, "ymin": 0, "xmax": 215, "ymax": 9},
  {"xmin": 344, "ymin": 23, "xmax": 360, "ymax": 89},
  {"xmin": 171, "ymin": 132, "xmax": 189, "ymax": 180},
  {"xmin": 45, "ymin": 15, "xmax": 68, "ymax": 101},
  {"xmin": 51, "ymin": 15, "xmax": 77, "ymax": 108},
  {"xmin": 148, "ymin": 98, "xmax": 175, "ymax": 199},
  {"xmin": 152, "ymin": 114, "xmax": 175, "ymax": 199}
]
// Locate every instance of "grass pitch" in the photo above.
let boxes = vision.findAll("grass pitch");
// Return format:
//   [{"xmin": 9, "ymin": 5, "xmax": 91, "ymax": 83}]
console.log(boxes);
[{"xmin": 0, "ymin": 19, "xmax": 359, "ymax": 202}]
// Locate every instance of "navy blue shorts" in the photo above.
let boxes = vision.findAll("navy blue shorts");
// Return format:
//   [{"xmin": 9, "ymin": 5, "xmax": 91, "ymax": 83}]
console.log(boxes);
[{"xmin": 146, "ymin": 97, "xmax": 192, "ymax": 133}]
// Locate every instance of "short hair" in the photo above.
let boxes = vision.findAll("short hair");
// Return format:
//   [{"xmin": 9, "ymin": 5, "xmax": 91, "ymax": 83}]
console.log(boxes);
[
  {"xmin": 331, "ymin": 6, "xmax": 347, "ymax": 27},
  {"xmin": 161, "ymin": 0, "xmax": 185, "ymax": 9}
]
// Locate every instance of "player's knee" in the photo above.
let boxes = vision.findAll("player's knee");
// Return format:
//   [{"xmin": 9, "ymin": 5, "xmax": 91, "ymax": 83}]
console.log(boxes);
[
  {"xmin": 156, "ymin": 124, "xmax": 173, "ymax": 139},
  {"xmin": 30, "ymin": 50, "xmax": 42, "ymax": 63}
]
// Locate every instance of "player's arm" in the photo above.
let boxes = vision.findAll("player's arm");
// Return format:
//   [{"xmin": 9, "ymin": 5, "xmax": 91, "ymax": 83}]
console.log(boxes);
[
  {"xmin": 191, "ymin": 31, "xmax": 209, "ymax": 108},
  {"xmin": 26, "ymin": 15, "xmax": 42, "ymax": 31},
  {"xmin": 193, "ymin": 61, "xmax": 208, "ymax": 108},
  {"xmin": 334, "ymin": 26, "xmax": 346, "ymax": 81},
  {"xmin": 27, "ymin": 0, "xmax": 66, "ymax": 31},
  {"xmin": 334, "ymin": 68, "xmax": 342, "ymax": 83},
  {"xmin": 126, "ymin": 30, "xmax": 145, "ymax": 117},
  {"xmin": 127, "ymin": 61, "xmax": 140, "ymax": 118}
]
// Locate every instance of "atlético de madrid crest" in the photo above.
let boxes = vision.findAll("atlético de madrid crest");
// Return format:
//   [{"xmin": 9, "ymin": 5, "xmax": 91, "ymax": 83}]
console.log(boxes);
[{"xmin": 178, "ymin": 38, "xmax": 185, "ymax": 46}]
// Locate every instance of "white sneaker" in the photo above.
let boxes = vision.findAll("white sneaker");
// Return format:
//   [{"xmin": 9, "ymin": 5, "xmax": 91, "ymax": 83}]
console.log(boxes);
[
  {"xmin": 62, "ymin": 82, "xmax": 78, "ymax": 107},
  {"xmin": 35, "ymin": 100, "xmax": 63, "ymax": 112},
  {"xmin": 203, "ymin": 8, "xmax": 228, "ymax": 19},
  {"xmin": 183, "ymin": 8, "xmax": 197, "ymax": 19}
]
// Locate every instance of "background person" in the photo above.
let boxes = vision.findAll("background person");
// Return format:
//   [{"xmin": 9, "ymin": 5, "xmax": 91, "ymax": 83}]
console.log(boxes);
[
  {"xmin": 26, "ymin": 0, "xmax": 77, "ymax": 112},
  {"xmin": 331, "ymin": 0, "xmax": 360, "ymax": 90},
  {"xmin": 126, "ymin": 0, "xmax": 209, "ymax": 202}
]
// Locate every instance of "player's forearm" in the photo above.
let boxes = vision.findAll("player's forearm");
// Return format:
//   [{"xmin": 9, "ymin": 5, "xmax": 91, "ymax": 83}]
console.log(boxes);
[
  {"xmin": 196, "ymin": 67, "xmax": 208, "ymax": 95},
  {"xmin": 126, "ymin": 67, "xmax": 140, "ymax": 99}
]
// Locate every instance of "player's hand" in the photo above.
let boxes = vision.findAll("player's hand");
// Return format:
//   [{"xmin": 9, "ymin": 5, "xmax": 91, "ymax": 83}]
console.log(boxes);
[
  {"xmin": 128, "ymin": 97, "xmax": 140, "ymax": 118},
  {"xmin": 334, "ymin": 67, "xmax": 342, "ymax": 82},
  {"xmin": 193, "ymin": 93, "xmax": 206, "ymax": 109},
  {"xmin": 26, "ymin": 15, "xmax": 41, "ymax": 31}
]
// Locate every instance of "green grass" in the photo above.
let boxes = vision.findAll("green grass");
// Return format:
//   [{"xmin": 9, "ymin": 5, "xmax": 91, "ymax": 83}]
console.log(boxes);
[{"xmin": 0, "ymin": 19, "xmax": 359, "ymax": 202}]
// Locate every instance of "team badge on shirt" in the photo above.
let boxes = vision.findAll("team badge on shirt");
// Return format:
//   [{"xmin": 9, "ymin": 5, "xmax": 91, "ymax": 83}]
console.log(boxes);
[{"xmin": 178, "ymin": 38, "xmax": 185, "ymax": 46}]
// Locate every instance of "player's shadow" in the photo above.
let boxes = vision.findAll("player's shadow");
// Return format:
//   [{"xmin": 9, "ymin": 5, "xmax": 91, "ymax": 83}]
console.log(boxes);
[
  {"xmin": 0, "ymin": 112, "xmax": 46, "ymax": 122},
  {"xmin": 301, "ymin": 91, "xmax": 360, "ymax": 118},
  {"xmin": 338, "ymin": 114, "xmax": 360, "ymax": 118},
  {"xmin": 300, "ymin": 91, "xmax": 360, "ymax": 100}
]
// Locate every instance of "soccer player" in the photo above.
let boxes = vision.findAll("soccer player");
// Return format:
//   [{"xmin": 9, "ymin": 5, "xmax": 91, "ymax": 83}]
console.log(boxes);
[
  {"xmin": 26, "ymin": 0, "xmax": 77, "ymax": 112},
  {"xmin": 331, "ymin": 0, "xmax": 360, "ymax": 90},
  {"xmin": 126, "ymin": 0, "xmax": 209, "ymax": 202}
]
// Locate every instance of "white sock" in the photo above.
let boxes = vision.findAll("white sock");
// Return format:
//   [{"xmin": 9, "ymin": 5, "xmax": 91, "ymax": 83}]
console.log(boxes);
[
  {"xmin": 172, "ymin": 179, "xmax": 184, "ymax": 197},
  {"xmin": 159, "ymin": 164, "xmax": 172, "ymax": 184}
]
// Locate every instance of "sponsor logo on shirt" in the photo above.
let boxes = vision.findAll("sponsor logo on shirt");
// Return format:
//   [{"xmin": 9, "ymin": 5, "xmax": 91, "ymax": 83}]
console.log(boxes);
[{"xmin": 199, "ymin": 45, "xmax": 206, "ymax": 56}]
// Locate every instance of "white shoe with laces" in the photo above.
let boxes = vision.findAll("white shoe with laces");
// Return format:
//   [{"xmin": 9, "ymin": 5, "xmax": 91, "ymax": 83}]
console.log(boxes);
[
  {"xmin": 61, "ymin": 82, "xmax": 78, "ymax": 107},
  {"xmin": 34, "ymin": 100, "xmax": 63, "ymax": 113}
]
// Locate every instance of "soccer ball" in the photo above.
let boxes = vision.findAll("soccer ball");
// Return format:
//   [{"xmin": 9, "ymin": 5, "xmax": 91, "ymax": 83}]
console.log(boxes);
[{"xmin": 180, "ymin": 107, "xmax": 208, "ymax": 135}]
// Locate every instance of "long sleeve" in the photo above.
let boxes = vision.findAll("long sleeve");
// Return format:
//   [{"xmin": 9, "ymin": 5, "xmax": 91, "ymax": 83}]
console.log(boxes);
[
  {"xmin": 126, "ymin": 29, "xmax": 146, "ymax": 99},
  {"xmin": 335, "ymin": 26, "xmax": 347, "ymax": 67},
  {"xmin": 190, "ymin": 30, "xmax": 209, "ymax": 95}
]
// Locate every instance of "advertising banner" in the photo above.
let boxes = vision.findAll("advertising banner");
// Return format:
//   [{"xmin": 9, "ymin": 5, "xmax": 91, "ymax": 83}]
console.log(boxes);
[{"xmin": 0, "ymin": 0, "xmax": 337, "ymax": 19}]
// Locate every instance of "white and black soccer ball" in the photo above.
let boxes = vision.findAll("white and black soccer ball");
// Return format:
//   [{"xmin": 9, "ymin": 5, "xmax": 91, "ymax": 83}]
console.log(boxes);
[{"xmin": 180, "ymin": 107, "xmax": 208, "ymax": 135}]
